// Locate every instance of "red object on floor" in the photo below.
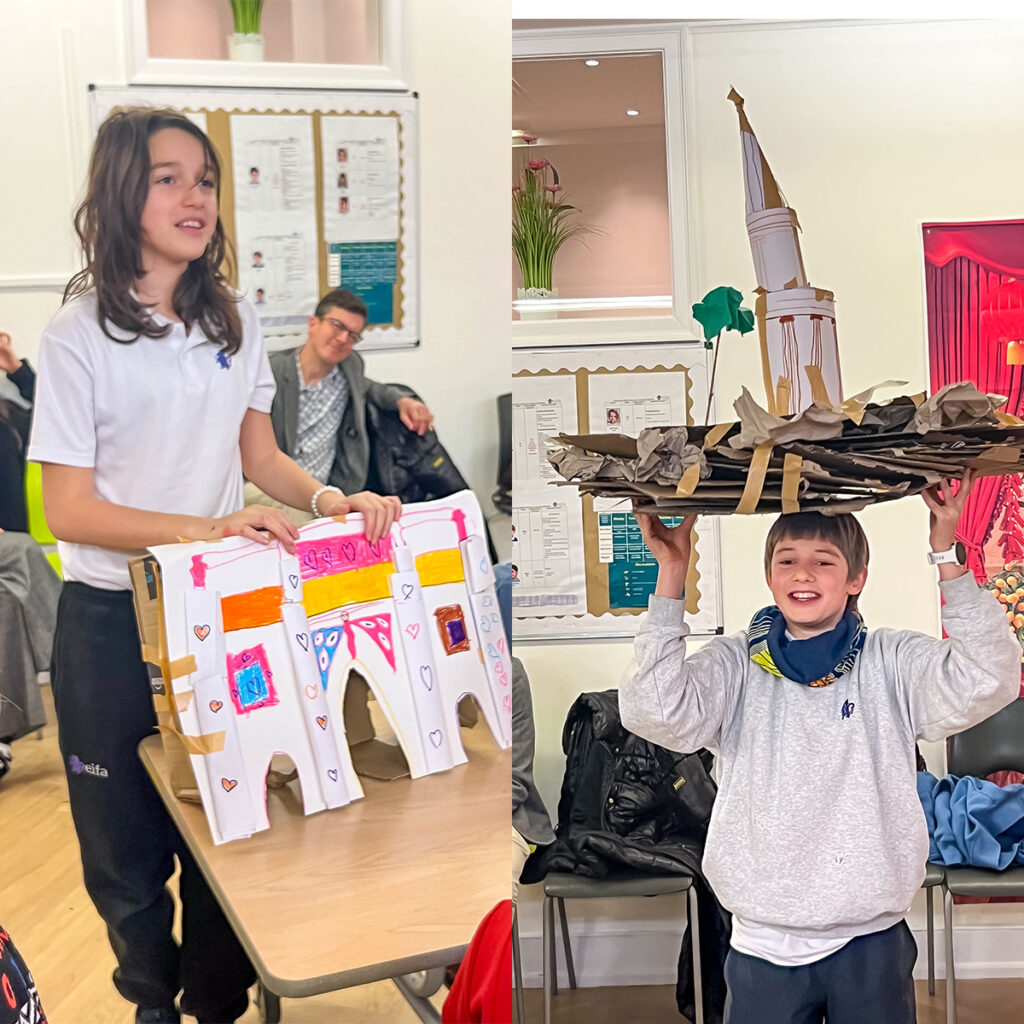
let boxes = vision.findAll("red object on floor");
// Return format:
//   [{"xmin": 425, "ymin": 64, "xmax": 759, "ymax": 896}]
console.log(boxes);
[{"xmin": 442, "ymin": 900, "xmax": 513, "ymax": 1024}]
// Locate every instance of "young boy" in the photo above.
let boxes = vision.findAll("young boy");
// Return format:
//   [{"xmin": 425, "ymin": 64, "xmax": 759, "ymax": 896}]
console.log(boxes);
[{"xmin": 620, "ymin": 471, "xmax": 1020, "ymax": 1024}]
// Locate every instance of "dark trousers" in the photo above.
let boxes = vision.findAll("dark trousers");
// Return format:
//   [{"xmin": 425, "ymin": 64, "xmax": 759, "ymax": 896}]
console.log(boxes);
[
  {"xmin": 51, "ymin": 582, "xmax": 255, "ymax": 1019},
  {"xmin": 724, "ymin": 921, "xmax": 917, "ymax": 1024}
]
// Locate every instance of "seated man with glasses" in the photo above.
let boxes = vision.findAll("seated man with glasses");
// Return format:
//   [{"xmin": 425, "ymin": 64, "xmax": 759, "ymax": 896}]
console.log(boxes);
[{"xmin": 245, "ymin": 289, "xmax": 455, "ymax": 524}]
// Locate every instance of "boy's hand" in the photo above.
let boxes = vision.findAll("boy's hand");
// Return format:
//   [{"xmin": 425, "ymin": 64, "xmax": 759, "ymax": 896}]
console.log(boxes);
[
  {"xmin": 922, "ymin": 470, "xmax": 976, "ymax": 551},
  {"xmin": 634, "ymin": 504, "xmax": 697, "ymax": 599}
]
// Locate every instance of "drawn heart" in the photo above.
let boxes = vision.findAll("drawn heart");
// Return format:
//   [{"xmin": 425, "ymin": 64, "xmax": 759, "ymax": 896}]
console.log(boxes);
[
  {"xmin": 405, "ymin": 623, "xmax": 420, "ymax": 640},
  {"xmin": 487, "ymin": 644, "xmax": 499, "ymax": 660},
  {"xmin": 479, "ymin": 557, "xmax": 489, "ymax": 573},
  {"xmin": 296, "ymin": 633, "xmax": 309, "ymax": 651},
  {"xmin": 288, "ymin": 574, "xmax": 299, "ymax": 589},
  {"xmin": 419, "ymin": 665, "xmax": 433, "ymax": 691},
  {"xmin": 221, "ymin": 778, "xmax": 237, "ymax": 792},
  {"xmin": 317, "ymin": 715, "xmax": 328, "ymax": 730},
  {"xmin": 341, "ymin": 542, "xmax": 357, "ymax": 562},
  {"xmin": 241, "ymin": 652, "xmax": 252, "ymax": 663},
  {"xmin": 497, "ymin": 637, "xmax": 505, "ymax": 653},
  {"xmin": 327, "ymin": 769, "xmax": 338, "ymax": 782},
  {"xmin": 368, "ymin": 541, "xmax": 381, "ymax": 557},
  {"xmin": 194, "ymin": 624, "xmax": 210, "ymax": 641},
  {"xmin": 428, "ymin": 729, "xmax": 443, "ymax": 748},
  {"xmin": 482, "ymin": 596, "xmax": 493, "ymax": 608},
  {"xmin": 502, "ymin": 694, "xmax": 512, "ymax": 713},
  {"xmin": 401, "ymin": 584, "xmax": 415, "ymax": 600},
  {"xmin": 304, "ymin": 685, "xmax": 318, "ymax": 700},
  {"xmin": 209, "ymin": 700, "xmax": 223, "ymax": 713}
]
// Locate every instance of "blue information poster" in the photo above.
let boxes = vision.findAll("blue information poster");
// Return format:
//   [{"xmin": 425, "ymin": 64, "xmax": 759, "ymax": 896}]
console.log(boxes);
[
  {"xmin": 327, "ymin": 241, "xmax": 398, "ymax": 325},
  {"xmin": 599, "ymin": 511, "xmax": 685, "ymax": 609}
]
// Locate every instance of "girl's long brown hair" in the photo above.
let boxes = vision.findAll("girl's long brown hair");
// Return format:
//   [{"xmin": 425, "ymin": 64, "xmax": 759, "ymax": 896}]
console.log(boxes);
[{"xmin": 65, "ymin": 106, "xmax": 242, "ymax": 354}]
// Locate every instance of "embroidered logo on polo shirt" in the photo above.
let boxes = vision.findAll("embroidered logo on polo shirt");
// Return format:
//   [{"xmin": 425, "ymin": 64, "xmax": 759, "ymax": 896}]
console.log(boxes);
[
  {"xmin": 68, "ymin": 754, "xmax": 109, "ymax": 778},
  {"xmin": 841, "ymin": 699, "xmax": 856, "ymax": 720},
  {"xmin": 216, "ymin": 352, "xmax": 232, "ymax": 370}
]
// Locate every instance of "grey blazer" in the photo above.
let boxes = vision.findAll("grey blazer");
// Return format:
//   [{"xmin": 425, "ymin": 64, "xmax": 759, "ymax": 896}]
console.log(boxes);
[{"xmin": 268, "ymin": 347, "xmax": 415, "ymax": 495}]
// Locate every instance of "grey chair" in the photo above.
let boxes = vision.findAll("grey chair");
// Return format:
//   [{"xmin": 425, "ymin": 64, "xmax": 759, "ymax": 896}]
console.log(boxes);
[
  {"xmin": 922, "ymin": 861, "xmax": 944, "ymax": 996},
  {"xmin": 541, "ymin": 869, "xmax": 702, "ymax": 1024},
  {"xmin": 942, "ymin": 696, "xmax": 1024, "ymax": 1024}
]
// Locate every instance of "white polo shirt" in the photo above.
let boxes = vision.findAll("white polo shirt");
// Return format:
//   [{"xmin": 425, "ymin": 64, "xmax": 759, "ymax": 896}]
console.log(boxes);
[{"xmin": 28, "ymin": 291, "xmax": 276, "ymax": 591}]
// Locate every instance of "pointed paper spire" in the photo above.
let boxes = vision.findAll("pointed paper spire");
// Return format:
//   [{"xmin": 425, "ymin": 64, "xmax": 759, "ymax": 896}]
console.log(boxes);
[{"xmin": 729, "ymin": 88, "xmax": 785, "ymax": 215}]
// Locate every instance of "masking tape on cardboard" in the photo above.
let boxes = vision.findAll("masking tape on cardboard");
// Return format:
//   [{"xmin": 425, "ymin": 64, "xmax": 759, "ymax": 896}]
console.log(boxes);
[
  {"xmin": 168, "ymin": 655, "xmax": 197, "ymax": 680},
  {"xmin": 997, "ymin": 410, "xmax": 1024, "ymax": 426},
  {"xmin": 804, "ymin": 364, "xmax": 834, "ymax": 408},
  {"xmin": 736, "ymin": 441, "xmax": 774, "ymax": 515},
  {"xmin": 755, "ymin": 290, "xmax": 775, "ymax": 416},
  {"xmin": 775, "ymin": 376, "xmax": 792, "ymax": 417},
  {"xmin": 140, "ymin": 643, "xmax": 162, "ymax": 666},
  {"xmin": 703, "ymin": 421, "xmax": 734, "ymax": 450},
  {"xmin": 781, "ymin": 453, "xmax": 803, "ymax": 515},
  {"xmin": 157, "ymin": 724, "xmax": 226, "ymax": 756},
  {"xmin": 676, "ymin": 461, "xmax": 702, "ymax": 497}
]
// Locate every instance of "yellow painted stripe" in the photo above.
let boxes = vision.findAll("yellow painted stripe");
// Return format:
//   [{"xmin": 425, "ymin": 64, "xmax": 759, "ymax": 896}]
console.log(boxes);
[
  {"xmin": 303, "ymin": 562, "xmax": 395, "ymax": 618},
  {"xmin": 416, "ymin": 549, "xmax": 464, "ymax": 586}
]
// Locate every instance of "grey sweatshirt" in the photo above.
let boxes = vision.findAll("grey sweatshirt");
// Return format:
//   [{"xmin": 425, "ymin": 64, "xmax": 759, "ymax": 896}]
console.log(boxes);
[{"xmin": 620, "ymin": 573, "xmax": 1021, "ymax": 939}]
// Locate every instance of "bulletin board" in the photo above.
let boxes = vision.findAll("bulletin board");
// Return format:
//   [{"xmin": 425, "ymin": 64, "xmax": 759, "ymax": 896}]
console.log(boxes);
[
  {"xmin": 512, "ymin": 344, "xmax": 724, "ymax": 641},
  {"xmin": 89, "ymin": 85, "xmax": 418, "ymax": 352}
]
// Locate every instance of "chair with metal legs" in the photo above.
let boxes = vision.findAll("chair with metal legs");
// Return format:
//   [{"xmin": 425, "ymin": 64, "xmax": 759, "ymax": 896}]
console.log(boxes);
[{"xmin": 541, "ymin": 869, "xmax": 702, "ymax": 1024}]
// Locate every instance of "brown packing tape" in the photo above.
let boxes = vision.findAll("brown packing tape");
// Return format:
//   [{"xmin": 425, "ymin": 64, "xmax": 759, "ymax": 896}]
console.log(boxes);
[
  {"xmin": 775, "ymin": 376, "xmax": 792, "ymax": 416},
  {"xmin": 676, "ymin": 461, "xmax": 702, "ymax": 497},
  {"xmin": 157, "ymin": 724, "xmax": 226, "ymax": 756},
  {"xmin": 168, "ymin": 655, "xmax": 198, "ymax": 680},
  {"xmin": 803, "ymin": 364, "xmax": 834, "ymax": 408},
  {"xmin": 736, "ymin": 441, "xmax": 774, "ymax": 514},
  {"xmin": 781, "ymin": 453, "xmax": 803, "ymax": 514},
  {"xmin": 140, "ymin": 643, "xmax": 161, "ymax": 666},
  {"xmin": 703, "ymin": 421, "xmax": 734, "ymax": 450},
  {"xmin": 997, "ymin": 411, "xmax": 1024, "ymax": 426}
]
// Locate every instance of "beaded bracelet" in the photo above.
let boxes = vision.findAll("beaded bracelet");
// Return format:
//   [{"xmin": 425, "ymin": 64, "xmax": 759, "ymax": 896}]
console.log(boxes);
[{"xmin": 310, "ymin": 484, "xmax": 343, "ymax": 518}]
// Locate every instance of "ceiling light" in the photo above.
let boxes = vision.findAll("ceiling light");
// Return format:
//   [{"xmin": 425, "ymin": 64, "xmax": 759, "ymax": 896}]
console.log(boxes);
[
  {"xmin": 585, "ymin": 59, "xmax": 600, "ymax": 67},
  {"xmin": 626, "ymin": 109, "xmax": 640, "ymax": 116}
]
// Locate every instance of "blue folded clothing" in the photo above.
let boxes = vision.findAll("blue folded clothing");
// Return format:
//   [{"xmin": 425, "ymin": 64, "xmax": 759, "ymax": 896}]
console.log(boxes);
[{"xmin": 917, "ymin": 771, "xmax": 1024, "ymax": 870}]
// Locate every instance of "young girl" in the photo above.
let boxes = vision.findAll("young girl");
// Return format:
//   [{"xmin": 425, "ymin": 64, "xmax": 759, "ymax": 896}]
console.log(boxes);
[{"xmin": 28, "ymin": 107, "xmax": 401, "ymax": 1024}]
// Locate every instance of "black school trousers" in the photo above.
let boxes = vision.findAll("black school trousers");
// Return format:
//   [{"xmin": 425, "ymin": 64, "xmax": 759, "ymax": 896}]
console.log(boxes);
[
  {"xmin": 724, "ymin": 920, "xmax": 917, "ymax": 1024},
  {"xmin": 51, "ymin": 582, "xmax": 255, "ymax": 1018}
]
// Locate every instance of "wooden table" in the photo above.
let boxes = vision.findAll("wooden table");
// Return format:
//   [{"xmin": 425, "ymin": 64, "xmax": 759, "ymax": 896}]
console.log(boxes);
[{"xmin": 139, "ymin": 727, "xmax": 510, "ymax": 1021}]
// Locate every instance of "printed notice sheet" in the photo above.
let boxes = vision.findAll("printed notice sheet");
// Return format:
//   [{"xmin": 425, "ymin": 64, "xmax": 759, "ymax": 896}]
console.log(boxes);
[
  {"xmin": 231, "ymin": 115, "xmax": 319, "ymax": 327},
  {"xmin": 587, "ymin": 370, "xmax": 689, "ymax": 435},
  {"xmin": 512, "ymin": 374, "xmax": 586, "ymax": 615}
]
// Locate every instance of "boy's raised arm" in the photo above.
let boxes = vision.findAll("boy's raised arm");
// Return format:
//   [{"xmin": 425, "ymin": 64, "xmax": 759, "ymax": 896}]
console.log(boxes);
[{"xmin": 620, "ymin": 511, "xmax": 743, "ymax": 754}]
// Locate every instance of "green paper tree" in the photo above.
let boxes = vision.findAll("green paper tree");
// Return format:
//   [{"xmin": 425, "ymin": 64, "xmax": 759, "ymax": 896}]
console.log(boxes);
[{"xmin": 691, "ymin": 286, "xmax": 755, "ymax": 425}]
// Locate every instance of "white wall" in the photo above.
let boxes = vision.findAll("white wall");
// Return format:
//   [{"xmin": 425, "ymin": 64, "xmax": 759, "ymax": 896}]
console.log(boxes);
[
  {"xmin": 0, "ymin": 0, "xmax": 510, "ymax": 522},
  {"xmin": 516, "ymin": 16, "xmax": 1024, "ymax": 987}
]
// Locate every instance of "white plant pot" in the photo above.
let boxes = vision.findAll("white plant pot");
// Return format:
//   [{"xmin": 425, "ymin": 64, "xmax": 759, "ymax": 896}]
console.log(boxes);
[
  {"xmin": 516, "ymin": 286, "xmax": 558, "ymax": 320},
  {"xmin": 228, "ymin": 32, "xmax": 264, "ymax": 62}
]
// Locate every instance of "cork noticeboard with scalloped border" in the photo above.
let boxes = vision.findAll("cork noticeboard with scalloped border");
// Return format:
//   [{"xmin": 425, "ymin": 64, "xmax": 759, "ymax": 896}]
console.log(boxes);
[
  {"xmin": 512, "ymin": 344, "xmax": 723, "ymax": 641},
  {"xmin": 89, "ymin": 85, "xmax": 418, "ymax": 353}
]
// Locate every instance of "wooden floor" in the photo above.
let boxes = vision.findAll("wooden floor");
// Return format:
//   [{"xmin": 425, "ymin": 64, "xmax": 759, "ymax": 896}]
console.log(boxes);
[
  {"xmin": 0, "ymin": 685, "xmax": 446, "ymax": 1023},
  {"xmin": 523, "ymin": 979, "xmax": 1024, "ymax": 1023}
]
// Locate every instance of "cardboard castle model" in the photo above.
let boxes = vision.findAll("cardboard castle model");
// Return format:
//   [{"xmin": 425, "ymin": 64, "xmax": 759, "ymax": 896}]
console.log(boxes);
[
  {"xmin": 133, "ymin": 490, "xmax": 511, "ymax": 845},
  {"xmin": 730, "ymin": 89, "xmax": 844, "ymax": 416}
]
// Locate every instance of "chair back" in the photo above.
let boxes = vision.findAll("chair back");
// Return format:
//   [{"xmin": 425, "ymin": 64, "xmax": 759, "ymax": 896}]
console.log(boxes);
[{"xmin": 946, "ymin": 696, "xmax": 1024, "ymax": 778}]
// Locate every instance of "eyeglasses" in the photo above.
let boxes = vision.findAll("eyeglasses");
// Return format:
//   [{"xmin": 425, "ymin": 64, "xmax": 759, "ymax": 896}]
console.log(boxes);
[{"xmin": 324, "ymin": 317, "xmax": 364, "ymax": 344}]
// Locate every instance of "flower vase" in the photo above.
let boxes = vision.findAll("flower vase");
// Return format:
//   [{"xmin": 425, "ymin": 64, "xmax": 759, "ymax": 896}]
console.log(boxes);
[
  {"xmin": 516, "ymin": 286, "xmax": 558, "ymax": 321},
  {"xmin": 228, "ymin": 32, "xmax": 264, "ymax": 61}
]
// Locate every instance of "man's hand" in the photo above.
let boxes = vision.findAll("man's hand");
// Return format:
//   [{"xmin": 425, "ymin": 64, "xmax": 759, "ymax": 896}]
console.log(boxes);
[
  {"xmin": 318, "ymin": 490, "xmax": 402, "ymax": 543},
  {"xmin": 0, "ymin": 332, "xmax": 22, "ymax": 376},
  {"xmin": 397, "ymin": 397, "xmax": 434, "ymax": 436},
  {"xmin": 922, "ymin": 470, "xmax": 976, "ymax": 551}
]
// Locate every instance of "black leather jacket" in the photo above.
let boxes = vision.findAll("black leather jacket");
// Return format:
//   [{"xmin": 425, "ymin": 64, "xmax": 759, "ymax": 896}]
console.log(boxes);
[{"xmin": 524, "ymin": 690, "xmax": 731, "ymax": 1024}]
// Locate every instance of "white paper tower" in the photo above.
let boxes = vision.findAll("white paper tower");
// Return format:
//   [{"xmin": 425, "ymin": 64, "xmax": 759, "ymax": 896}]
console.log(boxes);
[{"xmin": 729, "ymin": 88, "xmax": 844, "ymax": 415}]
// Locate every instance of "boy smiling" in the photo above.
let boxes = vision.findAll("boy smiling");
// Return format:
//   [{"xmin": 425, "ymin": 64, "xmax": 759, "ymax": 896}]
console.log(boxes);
[{"xmin": 621, "ymin": 471, "xmax": 1020, "ymax": 1024}]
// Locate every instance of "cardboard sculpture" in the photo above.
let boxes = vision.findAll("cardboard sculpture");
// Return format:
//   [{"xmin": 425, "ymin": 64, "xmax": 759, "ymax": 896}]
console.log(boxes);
[
  {"xmin": 131, "ymin": 491, "xmax": 512, "ymax": 845},
  {"xmin": 547, "ymin": 382, "xmax": 1024, "ymax": 517},
  {"xmin": 730, "ymin": 89, "xmax": 844, "ymax": 416}
]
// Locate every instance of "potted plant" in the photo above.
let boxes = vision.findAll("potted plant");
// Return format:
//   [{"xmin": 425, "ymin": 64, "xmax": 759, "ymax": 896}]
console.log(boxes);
[
  {"xmin": 512, "ymin": 156, "xmax": 594, "ymax": 303},
  {"xmin": 229, "ymin": 0, "xmax": 264, "ymax": 62}
]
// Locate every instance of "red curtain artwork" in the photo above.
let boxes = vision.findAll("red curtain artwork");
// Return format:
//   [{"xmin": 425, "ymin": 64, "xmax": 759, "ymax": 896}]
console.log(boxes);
[{"xmin": 923, "ymin": 220, "xmax": 1024, "ymax": 581}]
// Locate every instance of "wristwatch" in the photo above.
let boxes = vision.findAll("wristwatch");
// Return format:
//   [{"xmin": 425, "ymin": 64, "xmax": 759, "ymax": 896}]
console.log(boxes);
[{"xmin": 927, "ymin": 542, "xmax": 967, "ymax": 566}]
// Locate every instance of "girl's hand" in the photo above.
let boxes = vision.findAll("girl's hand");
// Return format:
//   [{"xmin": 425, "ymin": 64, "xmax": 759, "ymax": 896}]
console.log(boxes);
[
  {"xmin": 922, "ymin": 470, "xmax": 976, "ymax": 551},
  {"xmin": 318, "ymin": 490, "xmax": 402, "ymax": 543},
  {"xmin": 216, "ymin": 505, "xmax": 301, "ymax": 554}
]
